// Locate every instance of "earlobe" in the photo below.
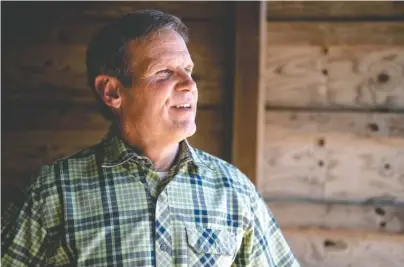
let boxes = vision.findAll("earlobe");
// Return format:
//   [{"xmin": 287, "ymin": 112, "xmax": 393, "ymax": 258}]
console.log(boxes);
[{"xmin": 94, "ymin": 75, "xmax": 122, "ymax": 109}]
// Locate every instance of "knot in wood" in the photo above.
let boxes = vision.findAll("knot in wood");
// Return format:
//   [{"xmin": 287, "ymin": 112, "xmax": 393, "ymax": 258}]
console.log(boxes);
[{"xmin": 377, "ymin": 73, "xmax": 390, "ymax": 84}]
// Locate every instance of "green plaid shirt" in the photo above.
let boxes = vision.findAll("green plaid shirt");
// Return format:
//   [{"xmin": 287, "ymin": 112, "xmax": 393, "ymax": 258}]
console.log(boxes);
[{"xmin": 2, "ymin": 127, "xmax": 299, "ymax": 267}]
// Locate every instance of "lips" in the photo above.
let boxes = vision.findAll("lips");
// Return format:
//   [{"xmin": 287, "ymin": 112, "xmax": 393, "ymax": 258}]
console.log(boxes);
[
  {"xmin": 171, "ymin": 103, "xmax": 192, "ymax": 109},
  {"xmin": 174, "ymin": 104, "xmax": 191, "ymax": 108}
]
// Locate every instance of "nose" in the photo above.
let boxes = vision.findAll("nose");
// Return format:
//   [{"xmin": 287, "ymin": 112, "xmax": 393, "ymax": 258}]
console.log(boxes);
[{"xmin": 175, "ymin": 68, "xmax": 196, "ymax": 92}]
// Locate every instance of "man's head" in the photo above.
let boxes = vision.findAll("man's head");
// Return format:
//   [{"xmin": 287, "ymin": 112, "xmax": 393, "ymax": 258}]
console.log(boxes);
[{"xmin": 86, "ymin": 10, "xmax": 197, "ymax": 146}]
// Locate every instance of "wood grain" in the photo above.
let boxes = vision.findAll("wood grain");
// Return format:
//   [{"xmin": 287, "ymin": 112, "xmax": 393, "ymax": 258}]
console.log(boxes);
[
  {"xmin": 2, "ymin": 2, "xmax": 230, "ymax": 23},
  {"xmin": 268, "ymin": 22, "xmax": 404, "ymax": 45},
  {"xmin": 262, "ymin": 111, "xmax": 404, "ymax": 203},
  {"xmin": 283, "ymin": 228, "xmax": 404, "ymax": 267},
  {"xmin": 3, "ymin": 103, "xmax": 108, "ymax": 131},
  {"xmin": 232, "ymin": 2, "xmax": 266, "ymax": 186},
  {"xmin": 267, "ymin": 201, "xmax": 404, "ymax": 234},
  {"xmin": 2, "ymin": 130, "xmax": 105, "ymax": 182},
  {"xmin": 3, "ymin": 21, "xmax": 228, "ymax": 107},
  {"xmin": 327, "ymin": 46, "xmax": 404, "ymax": 109},
  {"xmin": 266, "ymin": 46, "xmax": 327, "ymax": 107},
  {"xmin": 2, "ymin": 109, "xmax": 225, "ymax": 186},
  {"xmin": 266, "ymin": 46, "xmax": 404, "ymax": 109},
  {"xmin": 3, "ymin": 16, "xmax": 229, "ymax": 46},
  {"xmin": 267, "ymin": 1, "xmax": 404, "ymax": 20}
]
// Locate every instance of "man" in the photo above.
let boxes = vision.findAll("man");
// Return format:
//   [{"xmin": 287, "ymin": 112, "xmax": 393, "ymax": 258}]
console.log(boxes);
[{"xmin": 2, "ymin": 10, "xmax": 299, "ymax": 267}]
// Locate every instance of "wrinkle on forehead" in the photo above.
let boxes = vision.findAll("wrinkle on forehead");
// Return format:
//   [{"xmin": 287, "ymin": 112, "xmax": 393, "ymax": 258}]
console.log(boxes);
[
  {"xmin": 130, "ymin": 30, "xmax": 188, "ymax": 62},
  {"xmin": 127, "ymin": 29, "xmax": 192, "ymax": 77}
]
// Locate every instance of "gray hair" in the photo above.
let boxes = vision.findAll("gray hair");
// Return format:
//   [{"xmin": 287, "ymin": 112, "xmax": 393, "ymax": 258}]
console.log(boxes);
[{"xmin": 86, "ymin": 9, "xmax": 189, "ymax": 120}]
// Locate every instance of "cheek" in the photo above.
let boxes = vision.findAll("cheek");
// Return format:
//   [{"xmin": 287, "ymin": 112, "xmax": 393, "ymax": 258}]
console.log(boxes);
[
  {"xmin": 127, "ymin": 78, "xmax": 175, "ymax": 115},
  {"xmin": 194, "ymin": 88, "xmax": 198, "ymax": 99},
  {"xmin": 148, "ymin": 81, "xmax": 174, "ymax": 104}
]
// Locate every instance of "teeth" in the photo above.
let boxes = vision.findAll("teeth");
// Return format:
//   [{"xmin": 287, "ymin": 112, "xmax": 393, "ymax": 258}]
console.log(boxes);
[{"xmin": 175, "ymin": 104, "xmax": 191, "ymax": 108}]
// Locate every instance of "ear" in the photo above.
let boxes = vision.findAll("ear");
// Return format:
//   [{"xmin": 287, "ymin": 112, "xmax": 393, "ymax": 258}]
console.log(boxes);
[{"xmin": 94, "ymin": 75, "xmax": 122, "ymax": 109}]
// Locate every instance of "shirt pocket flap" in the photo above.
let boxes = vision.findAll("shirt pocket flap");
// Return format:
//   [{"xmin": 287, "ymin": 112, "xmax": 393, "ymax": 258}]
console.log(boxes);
[{"xmin": 186, "ymin": 228, "xmax": 237, "ymax": 256}]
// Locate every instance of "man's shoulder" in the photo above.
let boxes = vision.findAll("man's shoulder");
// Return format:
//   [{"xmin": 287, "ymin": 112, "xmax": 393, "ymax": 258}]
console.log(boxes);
[
  {"xmin": 192, "ymin": 148, "xmax": 237, "ymax": 171},
  {"xmin": 33, "ymin": 143, "xmax": 100, "ymax": 186},
  {"xmin": 55, "ymin": 143, "xmax": 99, "ymax": 164},
  {"xmin": 192, "ymin": 148, "xmax": 255, "ymax": 189}
]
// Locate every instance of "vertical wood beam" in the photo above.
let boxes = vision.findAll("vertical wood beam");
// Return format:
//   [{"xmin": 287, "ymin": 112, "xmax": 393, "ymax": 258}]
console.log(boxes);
[{"xmin": 232, "ymin": 1, "xmax": 267, "ymax": 187}]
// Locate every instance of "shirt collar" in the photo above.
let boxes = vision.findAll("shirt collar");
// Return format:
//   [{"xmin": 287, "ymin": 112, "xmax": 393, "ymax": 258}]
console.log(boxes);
[{"xmin": 100, "ymin": 125, "xmax": 212, "ymax": 171}]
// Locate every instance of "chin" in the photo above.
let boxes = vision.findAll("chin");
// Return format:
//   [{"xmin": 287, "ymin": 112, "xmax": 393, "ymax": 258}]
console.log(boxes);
[
  {"xmin": 186, "ymin": 124, "xmax": 197, "ymax": 138},
  {"xmin": 173, "ymin": 121, "xmax": 196, "ymax": 141}
]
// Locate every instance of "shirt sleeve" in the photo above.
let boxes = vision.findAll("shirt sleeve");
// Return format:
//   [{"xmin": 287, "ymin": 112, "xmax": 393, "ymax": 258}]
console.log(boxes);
[
  {"xmin": 1, "ymin": 176, "xmax": 48, "ymax": 266},
  {"xmin": 233, "ymin": 187, "xmax": 300, "ymax": 267}
]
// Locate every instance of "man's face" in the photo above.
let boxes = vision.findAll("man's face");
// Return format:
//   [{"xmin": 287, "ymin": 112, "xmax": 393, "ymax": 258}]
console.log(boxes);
[{"xmin": 119, "ymin": 29, "xmax": 198, "ymax": 144}]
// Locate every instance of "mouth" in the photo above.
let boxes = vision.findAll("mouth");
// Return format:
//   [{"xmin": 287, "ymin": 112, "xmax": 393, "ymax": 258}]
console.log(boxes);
[{"xmin": 171, "ymin": 103, "xmax": 192, "ymax": 110}]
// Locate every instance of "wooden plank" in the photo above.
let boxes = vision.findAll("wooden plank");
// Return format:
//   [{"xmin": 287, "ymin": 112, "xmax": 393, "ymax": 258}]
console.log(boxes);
[
  {"xmin": 267, "ymin": 1, "xmax": 404, "ymax": 20},
  {"xmin": 262, "ymin": 130, "xmax": 327, "ymax": 199},
  {"xmin": 2, "ymin": 130, "xmax": 106, "ymax": 182},
  {"xmin": 188, "ymin": 109, "xmax": 226, "ymax": 159},
  {"xmin": 262, "ymin": 111, "xmax": 404, "ymax": 203},
  {"xmin": 2, "ymin": 109, "xmax": 225, "ymax": 183},
  {"xmin": 2, "ymin": 20, "xmax": 228, "ymax": 107},
  {"xmin": 327, "ymin": 46, "xmax": 404, "ymax": 109},
  {"xmin": 232, "ymin": 2, "xmax": 266, "ymax": 186},
  {"xmin": 268, "ymin": 22, "xmax": 404, "ymax": 45},
  {"xmin": 2, "ymin": 2, "xmax": 230, "ymax": 23},
  {"xmin": 283, "ymin": 228, "xmax": 404, "ymax": 267},
  {"xmin": 267, "ymin": 201, "xmax": 404, "ymax": 234},
  {"xmin": 266, "ymin": 46, "xmax": 327, "ymax": 108},
  {"xmin": 2, "ymin": 103, "xmax": 109, "ymax": 131},
  {"xmin": 266, "ymin": 46, "xmax": 404, "ymax": 109},
  {"xmin": 71, "ymin": 2, "xmax": 231, "ymax": 21},
  {"xmin": 3, "ymin": 9, "xmax": 229, "ymax": 46},
  {"xmin": 2, "ymin": 18, "xmax": 229, "ymax": 46}
]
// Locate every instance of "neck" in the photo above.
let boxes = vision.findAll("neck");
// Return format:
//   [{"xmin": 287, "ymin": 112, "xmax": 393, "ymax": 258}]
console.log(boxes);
[
  {"xmin": 117, "ymin": 122, "xmax": 180, "ymax": 171},
  {"xmin": 142, "ymin": 142, "xmax": 180, "ymax": 171}
]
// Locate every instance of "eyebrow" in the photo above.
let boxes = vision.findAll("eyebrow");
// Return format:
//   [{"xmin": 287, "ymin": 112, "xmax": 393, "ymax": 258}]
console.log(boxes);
[{"xmin": 145, "ymin": 53, "xmax": 194, "ymax": 74}]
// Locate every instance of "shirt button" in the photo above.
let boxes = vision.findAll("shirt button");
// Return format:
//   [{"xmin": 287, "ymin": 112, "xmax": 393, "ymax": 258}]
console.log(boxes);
[{"xmin": 160, "ymin": 244, "xmax": 167, "ymax": 252}]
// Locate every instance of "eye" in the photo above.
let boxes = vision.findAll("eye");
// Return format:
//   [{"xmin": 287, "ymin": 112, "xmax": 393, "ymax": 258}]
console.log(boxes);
[
  {"xmin": 156, "ymin": 69, "xmax": 173, "ymax": 77},
  {"xmin": 184, "ymin": 67, "xmax": 193, "ymax": 74}
]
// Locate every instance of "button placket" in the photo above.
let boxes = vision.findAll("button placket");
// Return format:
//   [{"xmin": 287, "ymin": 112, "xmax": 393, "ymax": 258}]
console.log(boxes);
[
  {"xmin": 157, "ymin": 193, "xmax": 167, "ymax": 203},
  {"xmin": 160, "ymin": 244, "xmax": 168, "ymax": 252},
  {"xmin": 155, "ymin": 189, "xmax": 172, "ymax": 266}
]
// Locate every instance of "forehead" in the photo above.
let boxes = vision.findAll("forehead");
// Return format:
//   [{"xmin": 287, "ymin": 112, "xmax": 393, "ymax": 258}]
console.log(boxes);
[{"xmin": 128, "ymin": 29, "xmax": 192, "ymax": 69}]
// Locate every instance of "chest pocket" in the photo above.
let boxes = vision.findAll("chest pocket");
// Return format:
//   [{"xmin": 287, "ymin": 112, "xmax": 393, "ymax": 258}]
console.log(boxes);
[{"xmin": 186, "ymin": 228, "xmax": 237, "ymax": 267}]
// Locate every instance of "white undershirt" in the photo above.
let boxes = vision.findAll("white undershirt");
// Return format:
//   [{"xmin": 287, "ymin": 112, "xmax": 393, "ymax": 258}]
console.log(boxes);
[{"xmin": 156, "ymin": 171, "xmax": 169, "ymax": 181}]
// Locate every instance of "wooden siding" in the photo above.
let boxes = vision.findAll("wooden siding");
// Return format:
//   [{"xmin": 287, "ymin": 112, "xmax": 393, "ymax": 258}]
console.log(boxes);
[
  {"xmin": 268, "ymin": 201, "xmax": 404, "ymax": 234},
  {"xmin": 264, "ymin": 2, "xmax": 404, "ymax": 266},
  {"xmin": 266, "ymin": 46, "xmax": 404, "ymax": 110},
  {"xmin": 232, "ymin": 2, "xmax": 266, "ymax": 186},
  {"xmin": 263, "ymin": 111, "xmax": 404, "ymax": 203},
  {"xmin": 283, "ymin": 228, "xmax": 404, "ymax": 267},
  {"xmin": 267, "ymin": 22, "xmax": 404, "ymax": 45},
  {"xmin": 267, "ymin": 2, "xmax": 404, "ymax": 20}
]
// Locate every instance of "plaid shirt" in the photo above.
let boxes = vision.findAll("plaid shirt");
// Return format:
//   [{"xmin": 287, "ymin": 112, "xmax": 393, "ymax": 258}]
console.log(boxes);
[{"xmin": 2, "ymin": 127, "xmax": 299, "ymax": 267}]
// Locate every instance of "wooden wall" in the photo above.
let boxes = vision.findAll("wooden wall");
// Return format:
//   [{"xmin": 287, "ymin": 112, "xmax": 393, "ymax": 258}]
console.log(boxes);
[
  {"xmin": 263, "ymin": 2, "xmax": 404, "ymax": 267},
  {"xmin": 2, "ymin": 2, "xmax": 234, "ymax": 202}
]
